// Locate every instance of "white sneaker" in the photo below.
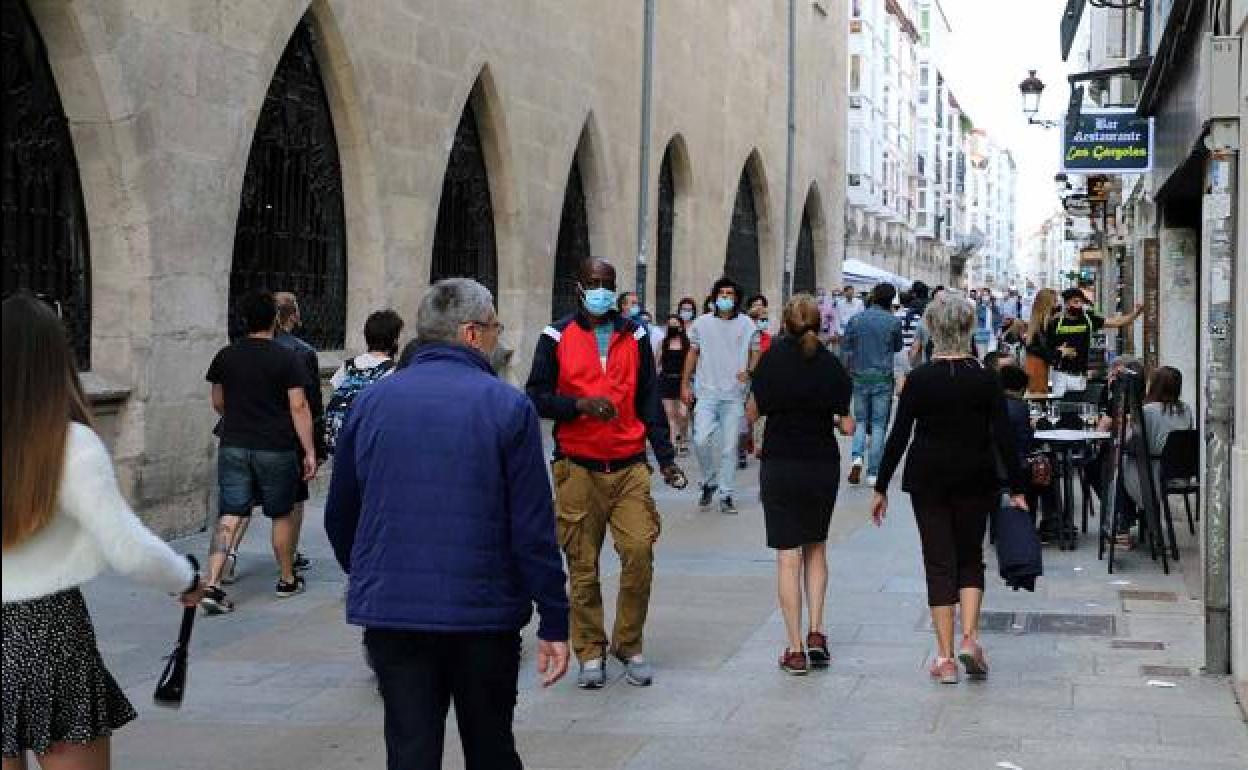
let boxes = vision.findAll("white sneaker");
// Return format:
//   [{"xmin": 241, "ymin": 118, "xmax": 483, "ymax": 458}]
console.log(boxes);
[{"xmin": 866, "ymin": 475, "xmax": 878, "ymax": 487}]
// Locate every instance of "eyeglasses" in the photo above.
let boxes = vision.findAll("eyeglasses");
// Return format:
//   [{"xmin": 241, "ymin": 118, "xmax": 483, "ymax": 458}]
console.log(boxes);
[{"xmin": 464, "ymin": 319, "xmax": 505, "ymax": 334}]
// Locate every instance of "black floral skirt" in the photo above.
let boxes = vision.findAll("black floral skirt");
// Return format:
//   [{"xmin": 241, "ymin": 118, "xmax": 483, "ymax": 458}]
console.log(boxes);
[{"xmin": 3, "ymin": 588, "xmax": 136, "ymax": 757}]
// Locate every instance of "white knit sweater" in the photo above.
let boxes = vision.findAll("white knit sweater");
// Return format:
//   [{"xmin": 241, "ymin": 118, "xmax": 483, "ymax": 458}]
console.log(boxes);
[{"xmin": 2, "ymin": 422, "xmax": 194, "ymax": 603}]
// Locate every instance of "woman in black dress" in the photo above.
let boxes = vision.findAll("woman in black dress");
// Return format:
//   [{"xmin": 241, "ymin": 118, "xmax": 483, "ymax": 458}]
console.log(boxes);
[
  {"xmin": 748, "ymin": 295, "xmax": 854, "ymax": 675},
  {"xmin": 658, "ymin": 314, "xmax": 691, "ymax": 456},
  {"xmin": 870, "ymin": 293, "xmax": 1027, "ymax": 684}
]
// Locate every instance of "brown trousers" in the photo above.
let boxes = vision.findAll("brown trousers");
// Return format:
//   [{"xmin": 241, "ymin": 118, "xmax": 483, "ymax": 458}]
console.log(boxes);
[{"xmin": 552, "ymin": 459, "xmax": 660, "ymax": 663}]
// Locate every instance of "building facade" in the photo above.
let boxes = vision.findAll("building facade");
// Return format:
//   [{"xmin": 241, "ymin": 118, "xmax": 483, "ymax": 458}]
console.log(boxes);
[
  {"xmin": 845, "ymin": 0, "xmax": 1016, "ymax": 289},
  {"xmin": 1060, "ymin": 0, "xmax": 1247, "ymax": 706},
  {"xmin": 1, "ymin": 0, "xmax": 848, "ymax": 533}
]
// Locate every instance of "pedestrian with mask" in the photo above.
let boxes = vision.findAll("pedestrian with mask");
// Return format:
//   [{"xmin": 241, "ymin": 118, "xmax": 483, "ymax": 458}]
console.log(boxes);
[
  {"xmin": 1024, "ymin": 288, "xmax": 1059, "ymax": 394},
  {"xmin": 841, "ymin": 283, "xmax": 903, "ymax": 487},
  {"xmin": 681, "ymin": 277, "xmax": 761, "ymax": 515},
  {"xmin": 676, "ymin": 297, "xmax": 699, "ymax": 335},
  {"xmin": 1046, "ymin": 288, "xmax": 1142, "ymax": 395},
  {"xmin": 325, "ymin": 279, "xmax": 569, "ymax": 769},
  {"xmin": 658, "ymin": 314, "xmax": 692, "ymax": 457},
  {"xmin": 527, "ymin": 257, "xmax": 687, "ymax": 689}
]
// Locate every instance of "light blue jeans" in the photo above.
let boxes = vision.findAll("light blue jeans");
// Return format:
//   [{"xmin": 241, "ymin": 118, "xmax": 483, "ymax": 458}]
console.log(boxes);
[
  {"xmin": 693, "ymin": 396, "xmax": 745, "ymax": 498},
  {"xmin": 850, "ymin": 380, "xmax": 893, "ymax": 477}
]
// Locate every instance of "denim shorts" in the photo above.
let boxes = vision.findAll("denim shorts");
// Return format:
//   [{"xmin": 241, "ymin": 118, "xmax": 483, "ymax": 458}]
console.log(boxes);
[{"xmin": 217, "ymin": 446, "xmax": 300, "ymax": 518}]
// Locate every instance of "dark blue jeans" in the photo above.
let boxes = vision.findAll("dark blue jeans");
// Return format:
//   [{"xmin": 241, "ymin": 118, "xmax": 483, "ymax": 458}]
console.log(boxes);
[
  {"xmin": 364, "ymin": 629, "xmax": 522, "ymax": 770},
  {"xmin": 850, "ymin": 379, "xmax": 893, "ymax": 477}
]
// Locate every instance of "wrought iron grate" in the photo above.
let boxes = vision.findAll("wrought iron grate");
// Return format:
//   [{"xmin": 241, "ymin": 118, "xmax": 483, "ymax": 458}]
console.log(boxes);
[
  {"xmin": 654, "ymin": 147, "xmax": 674, "ymax": 317},
  {"xmin": 1025, "ymin": 613, "xmax": 1117, "ymax": 636},
  {"xmin": 550, "ymin": 159, "xmax": 589, "ymax": 321},
  {"xmin": 2, "ymin": 0, "xmax": 91, "ymax": 369},
  {"xmin": 1111, "ymin": 639, "xmax": 1165, "ymax": 650},
  {"xmin": 724, "ymin": 167, "xmax": 760, "ymax": 300},
  {"xmin": 431, "ymin": 99, "xmax": 497, "ymax": 301},
  {"xmin": 229, "ymin": 18, "xmax": 346, "ymax": 349},
  {"xmin": 1119, "ymin": 590, "xmax": 1178, "ymax": 602},
  {"xmin": 793, "ymin": 202, "xmax": 816, "ymax": 295}
]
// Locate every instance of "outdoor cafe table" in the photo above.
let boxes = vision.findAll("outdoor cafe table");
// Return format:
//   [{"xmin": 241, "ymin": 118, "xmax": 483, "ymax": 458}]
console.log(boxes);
[
  {"xmin": 1024, "ymin": 392, "xmax": 1062, "ymax": 401},
  {"xmin": 1033, "ymin": 430, "xmax": 1113, "ymax": 551}
]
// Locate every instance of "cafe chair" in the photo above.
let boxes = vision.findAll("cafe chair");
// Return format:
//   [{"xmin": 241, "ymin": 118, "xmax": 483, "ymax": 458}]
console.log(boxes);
[{"xmin": 1157, "ymin": 429, "xmax": 1199, "ymax": 537}]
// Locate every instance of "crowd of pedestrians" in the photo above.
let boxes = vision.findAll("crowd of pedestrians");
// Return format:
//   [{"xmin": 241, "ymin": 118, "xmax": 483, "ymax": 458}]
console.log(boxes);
[{"xmin": 5, "ymin": 267, "xmax": 1168, "ymax": 769}]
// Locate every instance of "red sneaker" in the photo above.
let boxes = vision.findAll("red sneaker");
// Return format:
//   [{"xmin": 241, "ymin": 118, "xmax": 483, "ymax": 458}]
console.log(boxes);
[
  {"xmin": 806, "ymin": 632, "xmax": 831, "ymax": 669},
  {"xmin": 779, "ymin": 648, "xmax": 808, "ymax": 676}
]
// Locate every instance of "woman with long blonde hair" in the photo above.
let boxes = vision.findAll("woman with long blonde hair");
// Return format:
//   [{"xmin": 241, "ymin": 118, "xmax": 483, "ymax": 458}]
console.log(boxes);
[
  {"xmin": 3, "ymin": 294, "xmax": 203, "ymax": 770},
  {"xmin": 1024, "ymin": 288, "xmax": 1059, "ymax": 393}
]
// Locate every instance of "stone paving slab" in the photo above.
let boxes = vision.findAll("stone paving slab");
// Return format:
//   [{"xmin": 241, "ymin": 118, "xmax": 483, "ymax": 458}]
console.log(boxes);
[{"xmin": 77, "ymin": 438, "xmax": 1246, "ymax": 769}]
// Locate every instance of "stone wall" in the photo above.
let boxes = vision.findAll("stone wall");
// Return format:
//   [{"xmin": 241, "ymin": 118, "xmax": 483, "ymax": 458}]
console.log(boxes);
[{"xmin": 28, "ymin": 0, "xmax": 847, "ymax": 534}]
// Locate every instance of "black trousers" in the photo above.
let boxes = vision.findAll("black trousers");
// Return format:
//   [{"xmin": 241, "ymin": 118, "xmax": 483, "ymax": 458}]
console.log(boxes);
[
  {"xmin": 912, "ymin": 489, "xmax": 996, "ymax": 607},
  {"xmin": 364, "ymin": 629, "xmax": 522, "ymax": 770}
]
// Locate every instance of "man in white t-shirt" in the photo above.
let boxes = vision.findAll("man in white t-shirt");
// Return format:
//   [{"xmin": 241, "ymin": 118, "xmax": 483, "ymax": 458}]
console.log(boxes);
[
  {"xmin": 681, "ymin": 277, "xmax": 760, "ymax": 515},
  {"xmin": 835, "ymin": 285, "xmax": 865, "ymax": 337}
]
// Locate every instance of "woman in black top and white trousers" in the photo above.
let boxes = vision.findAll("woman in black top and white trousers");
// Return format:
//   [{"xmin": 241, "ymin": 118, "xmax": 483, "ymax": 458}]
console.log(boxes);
[
  {"xmin": 748, "ymin": 295, "xmax": 854, "ymax": 676},
  {"xmin": 870, "ymin": 293, "xmax": 1028, "ymax": 684}
]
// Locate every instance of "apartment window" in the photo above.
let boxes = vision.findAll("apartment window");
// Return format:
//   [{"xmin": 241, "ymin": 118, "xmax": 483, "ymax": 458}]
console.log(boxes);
[
  {"xmin": 850, "ymin": 55, "xmax": 862, "ymax": 92},
  {"xmin": 1106, "ymin": 7, "xmax": 1127, "ymax": 59},
  {"xmin": 852, "ymin": 0, "xmax": 862, "ymax": 18},
  {"xmin": 920, "ymin": 66, "xmax": 929, "ymax": 87},
  {"xmin": 850, "ymin": 128, "xmax": 863, "ymax": 171},
  {"xmin": 918, "ymin": 190, "xmax": 927, "ymax": 210}
]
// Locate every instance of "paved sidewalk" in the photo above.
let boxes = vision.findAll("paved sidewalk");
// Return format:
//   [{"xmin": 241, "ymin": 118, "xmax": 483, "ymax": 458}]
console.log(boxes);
[{"xmin": 95, "ymin": 443, "xmax": 1246, "ymax": 770}]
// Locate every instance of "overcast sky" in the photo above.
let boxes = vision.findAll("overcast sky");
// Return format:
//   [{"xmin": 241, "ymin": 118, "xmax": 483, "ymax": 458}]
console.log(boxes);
[{"xmin": 935, "ymin": 0, "xmax": 1083, "ymax": 238}]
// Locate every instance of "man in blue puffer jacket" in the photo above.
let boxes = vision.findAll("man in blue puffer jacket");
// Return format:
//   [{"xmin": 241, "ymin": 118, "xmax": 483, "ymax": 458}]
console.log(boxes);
[{"xmin": 325, "ymin": 278, "xmax": 569, "ymax": 770}]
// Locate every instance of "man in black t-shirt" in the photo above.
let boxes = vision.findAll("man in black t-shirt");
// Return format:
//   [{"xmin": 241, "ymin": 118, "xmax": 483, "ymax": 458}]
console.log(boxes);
[
  {"xmin": 201, "ymin": 290, "xmax": 318, "ymax": 614},
  {"xmin": 1045, "ymin": 288, "xmax": 1143, "ymax": 395}
]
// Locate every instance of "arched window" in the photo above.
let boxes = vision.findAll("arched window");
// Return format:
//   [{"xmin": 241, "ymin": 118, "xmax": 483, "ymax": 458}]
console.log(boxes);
[
  {"xmin": 1, "ymin": 0, "xmax": 91, "ymax": 369},
  {"xmin": 431, "ymin": 99, "xmax": 497, "ymax": 300},
  {"xmin": 794, "ymin": 204, "xmax": 816, "ymax": 295},
  {"xmin": 655, "ymin": 147, "xmax": 674, "ymax": 318},
  {"xmin": 551, "ymin": 159, "xmax": 589, "ymax": 320},
  {"xmin": 724, "ymin": 168, "xmax": 760, "ymax": 299},
  {"xmin": 230, "ymin": 18, "xmax": 346, "ymax": 348}
]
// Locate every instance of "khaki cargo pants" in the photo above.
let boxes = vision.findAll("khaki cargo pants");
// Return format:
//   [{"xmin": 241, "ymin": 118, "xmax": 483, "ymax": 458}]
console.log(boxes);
[{"xmin": 552, "ymin": 459, "xmax": 660, "ymax": 663}]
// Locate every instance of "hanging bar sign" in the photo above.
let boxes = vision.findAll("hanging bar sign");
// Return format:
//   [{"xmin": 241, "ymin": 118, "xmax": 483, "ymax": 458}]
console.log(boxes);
[{"xmin": 1061, "ymin": 109, "xmax": 1153, "ymax": 174}]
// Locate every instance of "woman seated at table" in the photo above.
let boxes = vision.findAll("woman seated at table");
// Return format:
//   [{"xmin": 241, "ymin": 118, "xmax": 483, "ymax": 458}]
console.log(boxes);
[{"xmin": 1122, "ymin": 366, "xmax": 1193, "ymax": 514}]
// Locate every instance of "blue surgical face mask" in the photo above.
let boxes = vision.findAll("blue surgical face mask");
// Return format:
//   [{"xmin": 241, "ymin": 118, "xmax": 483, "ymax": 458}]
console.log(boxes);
[
  {"xmin": 715, "ymin": 297, "xmax": 735, "ymax": 313},
  {"xmin": 627, "ymin": 304, "xmax": 641, "ymax": 318},
  {"xmin": 757, "ymin": 319, "xmax": 770, "ymax": 331},
  {"xmin": 582, "ymin": 287, "xmax": 617, "ymax": 316},
  {"xmin": 678, "ymin": 309, "xmax": 694, "ymax": 322}
]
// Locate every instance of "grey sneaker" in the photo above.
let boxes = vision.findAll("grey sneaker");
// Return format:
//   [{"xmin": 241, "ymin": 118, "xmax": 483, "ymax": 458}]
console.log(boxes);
[
  {"xmin": 621, "ymin": 654, "xmax": 653, "ymax": 686},
  {"xmin": 719, "ymin": 496, "xmax": 738, "ymax": 515},
  {"xmin": 577, "ymin": 658, "xmax": 606, "ymax": 689}
]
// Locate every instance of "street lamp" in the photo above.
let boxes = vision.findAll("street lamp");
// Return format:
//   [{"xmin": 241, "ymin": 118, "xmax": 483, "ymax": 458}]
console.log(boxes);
[{"xmin": 1019, "ymin": 70, "xmax": 1060, "ymax": 129}]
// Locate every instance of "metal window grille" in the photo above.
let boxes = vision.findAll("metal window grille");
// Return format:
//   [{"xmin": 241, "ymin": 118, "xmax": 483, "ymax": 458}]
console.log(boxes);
[
  {"xmin": 793, "ymin": 206, "xmax": 816, "ymax": 295},
  {"xmin": 550, "ymin": 159, "xmax": 590, "ymax": 321},
  {"xmin": 431, "ymin": 101, "xmax": 497, "ymax": 301},
  {"xmin": 2, "ymin": 0, "xmax": 91, "ymax": 369},
  {"xmin": 654, "ymin": 148, "xmax": 675, "ymax": 317},
  {"xmin": 230, "ymin": 18, "xmax": 346, "ymax": 349},
  {"xmin": 723, "ymin": 169, "xmax": 760, "ymax": 300}
]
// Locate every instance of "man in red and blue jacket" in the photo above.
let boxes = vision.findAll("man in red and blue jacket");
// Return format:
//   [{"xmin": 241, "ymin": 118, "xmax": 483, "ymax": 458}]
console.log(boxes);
[{"xmin": 526, "ymin": 257, "xmax": 687, "ymax": 690}]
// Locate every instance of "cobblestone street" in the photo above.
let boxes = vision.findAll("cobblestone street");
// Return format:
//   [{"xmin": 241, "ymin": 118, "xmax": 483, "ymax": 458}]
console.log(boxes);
[{"xmin": 92, "ymin": 441, "xmax": 1246, "ymax": 770}]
